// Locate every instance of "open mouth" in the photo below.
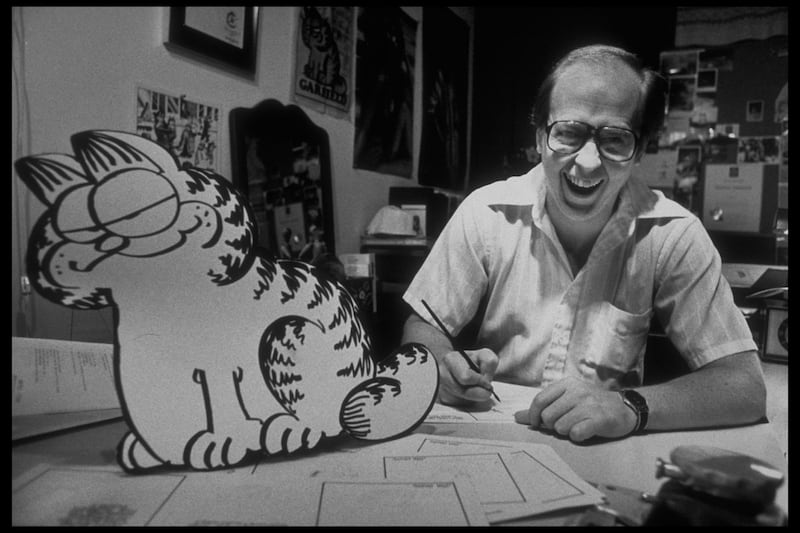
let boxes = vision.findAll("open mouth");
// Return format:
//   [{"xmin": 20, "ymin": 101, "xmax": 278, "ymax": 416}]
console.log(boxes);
[{"xmin": 562, "ymin": 172, "xmax": 603, "ymax": 196}]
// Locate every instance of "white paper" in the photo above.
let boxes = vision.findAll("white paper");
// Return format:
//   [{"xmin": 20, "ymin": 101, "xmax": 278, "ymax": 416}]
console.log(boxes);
[
  {"xmin": 426, "ymin": 380, "xmax": 540, "ymax": 423},
  {"xmin": 721, "ymin": 263, "xmax": 777, "ymax": 288},
  {"xmin": 12, "ymin": 408, "xmax": 123, "ymax": 441},
  {"xmin": 366, "ymin": 434, "xmax": 605, "ymax": 523},
  {"xmin": 702, "ymin": 163, "xmax": 766, "ymax": 233},
  {"xmin": 314, "ymin": 477, "xmax": 488, "ymax": 526},
  {"xmin": 13, "ymin": 429, "xmax": 603, "ymax": 525},
  {"xmin": 12, "ymin": 337, "xmax": 119, "ymax": 416}
]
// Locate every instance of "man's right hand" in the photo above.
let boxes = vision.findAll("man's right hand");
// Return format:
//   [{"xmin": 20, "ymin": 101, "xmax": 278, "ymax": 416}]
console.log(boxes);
[{"xmin": 437, "ymin": 348, "xmax": 499, "ymax": 405}]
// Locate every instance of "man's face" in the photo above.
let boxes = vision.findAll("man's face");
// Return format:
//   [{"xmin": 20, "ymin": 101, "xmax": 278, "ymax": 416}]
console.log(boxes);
[{"xmin": 537, "ymin": 62, "xmax": 642, "ymax": 223}]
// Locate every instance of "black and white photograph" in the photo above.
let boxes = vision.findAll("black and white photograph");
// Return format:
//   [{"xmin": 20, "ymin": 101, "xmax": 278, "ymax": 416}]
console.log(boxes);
[
  {"xmin": 746, "ymin": 99, "xmax": 764, "ymax": 122},
  {"xmin": 12, "ymin": 6, "xmax": 788, "ymax": 527},
  {"xmin": 696, "ymin": 68, "xmax": 718, "ymax": 91},
  {"xmin": 667, "ymin": 76, "xmax": 696, "ymax": 113},
  {"xmin": 135, "ymin": 86, "xmax": 221, "ymax": 172}
]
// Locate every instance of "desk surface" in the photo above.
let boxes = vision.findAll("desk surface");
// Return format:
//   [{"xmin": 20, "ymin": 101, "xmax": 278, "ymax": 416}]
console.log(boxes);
[{"xmin": 12, "ymin": 412, "xmax": 788, "ymax": 525}]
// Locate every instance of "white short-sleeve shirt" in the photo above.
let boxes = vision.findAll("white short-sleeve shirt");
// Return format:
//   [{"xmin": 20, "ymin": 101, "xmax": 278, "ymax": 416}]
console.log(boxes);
[{"xmin": 403, "ymin": 165, "xmax": 757, "ymax": 388}]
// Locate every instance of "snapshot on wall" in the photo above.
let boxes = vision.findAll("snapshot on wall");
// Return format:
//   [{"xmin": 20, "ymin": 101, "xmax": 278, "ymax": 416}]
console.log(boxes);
[{"xmin": 135, "ymin": 86, "xmax": 221, "ymax": 173}]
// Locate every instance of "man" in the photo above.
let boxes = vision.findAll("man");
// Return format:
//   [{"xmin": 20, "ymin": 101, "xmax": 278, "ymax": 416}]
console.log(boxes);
[{"xmin": 401, "ymin": 45, "xmax": 765, "ymax": 442}]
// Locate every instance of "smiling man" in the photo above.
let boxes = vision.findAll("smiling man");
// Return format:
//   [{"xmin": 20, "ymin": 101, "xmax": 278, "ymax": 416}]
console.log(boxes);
[{"xmin": 402, "ymin": 45, "xmax": 765, "ymax": 442}]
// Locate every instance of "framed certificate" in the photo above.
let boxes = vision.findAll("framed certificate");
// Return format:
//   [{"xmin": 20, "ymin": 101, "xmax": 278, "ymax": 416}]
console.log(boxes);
[{"xmin": 167, "ymin": 7, "xmax": 259, "ymax": 78}]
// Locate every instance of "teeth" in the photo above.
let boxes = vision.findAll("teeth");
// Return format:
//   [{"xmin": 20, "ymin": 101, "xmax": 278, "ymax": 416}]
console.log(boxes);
[{"xmin": 565, "ymin": 173, "xmax": 601, "ymax": 189}]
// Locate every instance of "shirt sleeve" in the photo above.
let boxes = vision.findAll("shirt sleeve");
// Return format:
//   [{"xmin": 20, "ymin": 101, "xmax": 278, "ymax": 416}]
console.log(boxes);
[
  {"xmin": 653, "ymin": 218, "xmax": 758, "ymax": 369},
  {"xmin": 403, "ymin": 193, "xmax": 490, "ymax": 337}
]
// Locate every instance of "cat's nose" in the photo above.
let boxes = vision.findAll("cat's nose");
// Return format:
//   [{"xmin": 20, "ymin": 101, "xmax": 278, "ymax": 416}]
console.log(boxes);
[{"xmin": 95, "ymin": 233, "xmax": 127, "ymax": 254}]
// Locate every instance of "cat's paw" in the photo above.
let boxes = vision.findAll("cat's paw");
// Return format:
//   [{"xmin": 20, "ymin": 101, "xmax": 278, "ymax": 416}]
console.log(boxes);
[
  {"xmin": 340, "ymin": 343, "xmax": 439, "ymax": 441},
  {"xmin": 184, "ymin": 419, "xmax": 263, "ymax": 470},
  {"xmin": 117, "ymin": 431, "xmax": 165, "ymax": 473},
  {"xmin": 261, "ymin": 413, "xmax": 324, "ymax": 455}
]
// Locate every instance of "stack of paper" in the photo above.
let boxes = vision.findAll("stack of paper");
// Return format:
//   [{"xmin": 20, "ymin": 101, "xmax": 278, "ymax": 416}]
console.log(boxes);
[
  {"xmin": 13, "ymin": 432, "xmax": 603, "ymax": 526},
  {"xmin": 12, "ymin": 337, "xmax": 122, "ymax": 440}
]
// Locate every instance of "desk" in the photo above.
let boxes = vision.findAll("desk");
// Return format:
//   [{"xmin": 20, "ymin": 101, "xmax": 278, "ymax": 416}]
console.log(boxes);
[{"xmin": 12, "ymin": 412, "xmax": 788, "ymax": 525}]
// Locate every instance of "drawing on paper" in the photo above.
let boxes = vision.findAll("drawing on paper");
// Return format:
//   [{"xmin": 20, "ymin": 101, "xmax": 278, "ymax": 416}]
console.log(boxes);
[
  {"xmin": 59, "ymin": 504, "xmax": 136, "ymax": 527},
  {"xmin": 14, "ymin": 130, "xmax": 439, "ymax": 472}
]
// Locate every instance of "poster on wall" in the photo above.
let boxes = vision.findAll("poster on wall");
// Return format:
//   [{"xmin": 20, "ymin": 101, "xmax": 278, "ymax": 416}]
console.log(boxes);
[
  {"xmin": 135, "ymin": 86, "xmax": 221, "ymax": 172},
  {"xmin": 292, "ymin": 6, "xmax": 354, "ymax": 118},
  {"xmin": 353, "ymin": 7, "xmax": 417, "ymax": 178},
  {"xmin": 418, "ymin": 6, "xmax": 469, "ymax": 191}
]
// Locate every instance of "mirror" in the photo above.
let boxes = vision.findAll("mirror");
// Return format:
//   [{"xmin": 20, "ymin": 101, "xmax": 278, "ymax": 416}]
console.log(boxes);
[{"xmin": 230, "ymin": 99, "xmax": 335, "ymax": 261}]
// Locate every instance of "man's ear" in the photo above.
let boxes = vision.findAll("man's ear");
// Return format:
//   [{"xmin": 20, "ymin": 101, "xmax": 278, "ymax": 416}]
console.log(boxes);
[{"xmin": 535, "ymin": 128, "xmax": 546, "ymax": 156}]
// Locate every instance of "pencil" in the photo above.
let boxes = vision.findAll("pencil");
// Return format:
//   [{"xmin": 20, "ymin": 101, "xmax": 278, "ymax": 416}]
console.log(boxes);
[{"xmin": 420, "ymin": 299, "xmax": 501, "ymax": 402}]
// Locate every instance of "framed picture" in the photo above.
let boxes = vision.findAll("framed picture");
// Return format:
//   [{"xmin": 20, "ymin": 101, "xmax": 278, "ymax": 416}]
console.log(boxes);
[
  {"xmin": 230, "ymin": 99, "xmax": 335, "ymax": 262},
  {"xmin": 746, "ymin": 100, "xmax": 764, "ymax": 122},
  {"xmin": 676, "ymin": 146, "xmax": 702, "ymax": 177},
  {"xmin": 696, "ymin": 68, "xmax": 717, "ymax": 92},
  {"xmin": 166, "ymin": 7, "xmax": 259, "ymax": 78}
]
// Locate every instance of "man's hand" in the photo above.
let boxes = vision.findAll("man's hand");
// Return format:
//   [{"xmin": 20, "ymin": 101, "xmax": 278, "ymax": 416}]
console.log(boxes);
[
  {"xmin": 513, "ymin": 377, "xmax": 637, "ymax": 442},
  {"xmin": 437, "ymin": 348, "xmax": 499, "ymax": 406}
]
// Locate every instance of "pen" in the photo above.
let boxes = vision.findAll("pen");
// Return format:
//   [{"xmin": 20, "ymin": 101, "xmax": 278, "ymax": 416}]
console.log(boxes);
[{"xmin": 420, "ymin": 299, "xmax": 501, "ymax": 402}]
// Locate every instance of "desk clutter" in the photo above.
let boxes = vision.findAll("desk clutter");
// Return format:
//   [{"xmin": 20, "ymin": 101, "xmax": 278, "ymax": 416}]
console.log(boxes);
[
  {"xmin": 722, "ymin": 263, "xmax": 788, "ymax": 363},
  {"xmin": 13, "ymin": 381, "xmax": 788, "ymax": 526},
  {"xmin": 12, "ymin": 430, "xmax": 606, "ymax": 526}
]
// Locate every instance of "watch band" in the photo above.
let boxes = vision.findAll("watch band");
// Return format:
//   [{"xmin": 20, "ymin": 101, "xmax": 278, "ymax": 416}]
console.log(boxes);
[{"xmin": 619, "ymin": 389, "xmax": 649, "ymax": 434}]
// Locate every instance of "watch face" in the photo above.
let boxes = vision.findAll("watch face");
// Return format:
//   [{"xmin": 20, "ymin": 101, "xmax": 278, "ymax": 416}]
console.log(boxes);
[{"xmin": 623, "ymin": 390, "xmax": 648, "ymax": 412}]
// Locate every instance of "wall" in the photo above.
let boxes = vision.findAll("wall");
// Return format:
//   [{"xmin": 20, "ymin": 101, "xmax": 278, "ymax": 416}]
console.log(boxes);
[
  {"xmin": 11, "ymin": 6, "xmax": 474, "ymax": 342},
  {"xmin": 470, "ymin": 6, "xmax": 677, "ymax": 189}
]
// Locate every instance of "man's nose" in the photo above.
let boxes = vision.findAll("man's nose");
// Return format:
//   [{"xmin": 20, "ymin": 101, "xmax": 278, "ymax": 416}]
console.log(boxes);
[{"xmin": 574, "ymin": 140, "xmax": 603, "ymax": 169}]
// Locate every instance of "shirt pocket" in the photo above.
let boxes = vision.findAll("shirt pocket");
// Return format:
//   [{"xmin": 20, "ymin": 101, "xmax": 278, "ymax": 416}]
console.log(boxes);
[{"xmin": 578, "ymin": 301, "xmax": 653, "ymax": 386}]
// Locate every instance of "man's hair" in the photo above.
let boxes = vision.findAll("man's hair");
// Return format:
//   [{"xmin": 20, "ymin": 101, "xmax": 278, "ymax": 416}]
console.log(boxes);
[{"xmin": 531, "ymin": 45, "xmax": 667, "ymax": 150}]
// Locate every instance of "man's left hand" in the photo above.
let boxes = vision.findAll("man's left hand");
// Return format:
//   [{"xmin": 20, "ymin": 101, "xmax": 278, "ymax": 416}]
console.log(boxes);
[{"xmin": 514, "ymin": 377, "xmax": 637, "ymax": 442}]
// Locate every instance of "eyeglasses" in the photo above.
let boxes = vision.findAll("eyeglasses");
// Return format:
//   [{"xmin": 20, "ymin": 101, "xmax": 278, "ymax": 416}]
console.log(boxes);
[{"xmin": 545, "ymin": 120, "xmax": 638, "ymax": 162}]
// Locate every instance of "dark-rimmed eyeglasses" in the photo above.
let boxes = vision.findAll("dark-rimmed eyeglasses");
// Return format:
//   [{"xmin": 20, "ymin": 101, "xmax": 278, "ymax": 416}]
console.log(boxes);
[{"xmin": 545, "ymin": 120, "xmax": 638, "ymax": 162}]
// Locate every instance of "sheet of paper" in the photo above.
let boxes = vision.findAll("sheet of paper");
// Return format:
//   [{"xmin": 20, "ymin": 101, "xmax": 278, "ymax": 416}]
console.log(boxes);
[
  {"xmin": 426, "ymin": 380, "xmax": 540, "ymax": 423},
  {"xmin": 13, "ymin": 462, "xmax": 317, "ymax": 527},
  {"xmin": 314, "ymin": 477, "xmax": 488, "ymax": 526},
  {"xmin": 721, "ymin": 263, "xmax": 771, "ymax": 288},
  {"xmin": 12, "ymin": 421, "xmax": 601, "ymax": 525},
  {"xmin": 360, "ymin": 434, "xmax": 605, "ymax": 523},
  {"xmin": 12, "ymin": 337, "xmax": 119, "ymax": 416},
  {"xmin": 12, "ymin": 408, "xmax": 123, "ymax": 441},
  {"xmin": 12, "ymin": 456, "xmax": 487, "ymax": 526}
]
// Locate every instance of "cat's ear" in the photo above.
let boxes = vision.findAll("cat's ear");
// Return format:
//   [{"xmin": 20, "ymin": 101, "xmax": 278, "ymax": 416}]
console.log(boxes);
[
  {"xmin": 15, "ymin": 153, "xmax": 91, "ymax": 207},
  {"xmin": 71, "ymin": 130, "xmax": 180, "ymax": 181}
]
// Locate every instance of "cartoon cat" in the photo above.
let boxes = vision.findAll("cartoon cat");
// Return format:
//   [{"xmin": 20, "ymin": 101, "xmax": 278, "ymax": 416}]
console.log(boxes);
[
  {"xmin": 301, "ymin": 6, "xmax": 347, "ymax": 95},
  {"xmin": 15, "ymin": 130, "xmax": 438, "ymax": 472}
]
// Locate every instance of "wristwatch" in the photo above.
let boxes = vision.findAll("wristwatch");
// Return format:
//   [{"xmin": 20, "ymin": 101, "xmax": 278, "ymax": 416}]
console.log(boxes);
[{"xmin": 619, "ymin": 389, "xmax": 649, "ymax": 434}]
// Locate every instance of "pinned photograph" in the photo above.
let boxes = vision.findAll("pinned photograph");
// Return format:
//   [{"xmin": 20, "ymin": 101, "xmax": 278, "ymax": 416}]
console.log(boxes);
[
  {"xmin": 690, "ymin": 92, "xmax": 718, "ymax": 127},
  {"xmin": 738, "ymin": 136, "xmax": 780, "ymax": 163},
  {"xmin": 696, "ymin": 69, "xmax": 717, "ymax": 92},
  {"xmin": 667, "ymin": 76, "xmax": 696, "ymax": 114},
  {"xmin": 746, "ymin": 100, "xmax": 764, "ymax": 122}
]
